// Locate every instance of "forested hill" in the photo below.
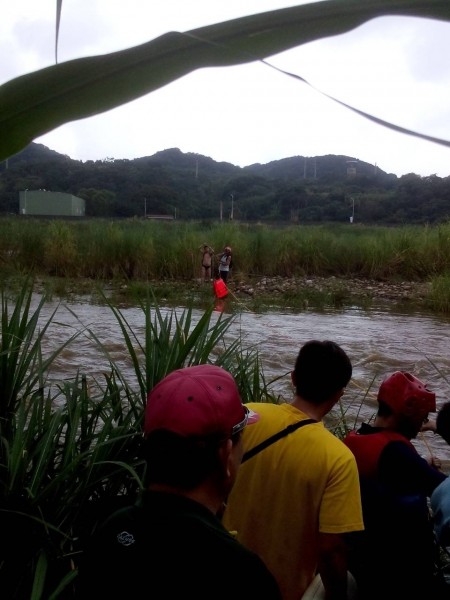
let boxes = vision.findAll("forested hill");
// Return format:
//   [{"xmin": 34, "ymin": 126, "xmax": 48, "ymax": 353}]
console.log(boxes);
[{"xmin": 1, "ymin": 143, "xmax": 449, "ymax": 224}]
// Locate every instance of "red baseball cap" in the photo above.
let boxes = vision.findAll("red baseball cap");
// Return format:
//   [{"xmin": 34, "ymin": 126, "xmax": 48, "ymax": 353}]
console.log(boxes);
[
  {"xmin": 145, "ymin": 364, "xmax": 259, "ymax": 437},
  {"xmin": 377, "ymin": 371, "xmax": 436, "ymax": 421}
]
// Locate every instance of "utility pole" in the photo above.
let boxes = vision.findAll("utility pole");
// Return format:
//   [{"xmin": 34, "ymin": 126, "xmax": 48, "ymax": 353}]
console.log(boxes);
[
  {"xmin": 144, "ymin": 197, "xmax": 147, "ymax": 217},
  {"xmin": 230, "ymin": 192, "xmax": 234, "ymax": 220}
]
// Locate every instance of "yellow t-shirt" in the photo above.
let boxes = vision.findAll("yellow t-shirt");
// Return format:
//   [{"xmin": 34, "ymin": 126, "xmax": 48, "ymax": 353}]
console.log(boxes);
[{"xmin": 222, "ymin": 402, "xmax": 364, "ymax": 600}]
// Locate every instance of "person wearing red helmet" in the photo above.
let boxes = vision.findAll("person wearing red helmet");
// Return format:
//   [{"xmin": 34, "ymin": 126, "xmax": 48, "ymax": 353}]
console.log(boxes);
[{"xmin": 343, "ymin": 371, "xmax": 448, "ymax": 600}]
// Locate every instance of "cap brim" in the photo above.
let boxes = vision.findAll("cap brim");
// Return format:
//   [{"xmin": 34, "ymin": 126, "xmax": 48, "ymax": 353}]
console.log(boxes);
[{"xmin": 246, "ymin": 407, "xmax": 260, "ymax": 425}]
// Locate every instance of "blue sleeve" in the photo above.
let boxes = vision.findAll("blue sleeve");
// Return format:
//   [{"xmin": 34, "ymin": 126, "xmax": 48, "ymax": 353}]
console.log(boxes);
[
  {"xmin": 379, "ymin": 441, "xmax": 446, "ymax": 496},
  {"xmin": 431, "ymin": 477, "xmax": 450, "ymax": 545}
]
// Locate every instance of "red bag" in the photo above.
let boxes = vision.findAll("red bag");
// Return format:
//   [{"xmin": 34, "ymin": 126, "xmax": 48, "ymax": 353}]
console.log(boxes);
[{"xmin": 213, "ymin": 278, "xmax": 228, "ymax": 299}]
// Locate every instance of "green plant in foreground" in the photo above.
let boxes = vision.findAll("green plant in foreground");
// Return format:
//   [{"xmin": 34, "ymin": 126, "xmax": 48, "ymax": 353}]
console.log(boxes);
[
  {"xmin": 0, "ymin": 283, "xmax": 144, "ymax": 598},
  {"xmin": 0, "ymin": 281, "xmax": 277, "ymax": 598},
  {"xmin": 2, "ymin": 1, "xmax": 450, "ymax": 162}
]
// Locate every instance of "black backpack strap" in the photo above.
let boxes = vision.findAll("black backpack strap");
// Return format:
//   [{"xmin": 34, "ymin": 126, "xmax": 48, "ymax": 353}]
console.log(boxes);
[{"xmin": 242, "ymin": 418, "xmax": 317, "ymax": 463}]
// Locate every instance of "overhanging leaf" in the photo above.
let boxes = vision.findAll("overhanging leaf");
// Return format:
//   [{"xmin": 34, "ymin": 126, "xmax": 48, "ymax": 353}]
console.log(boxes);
[{"xmin": 1, "ymin": 0, "xmax": 450, "ymax": 161}]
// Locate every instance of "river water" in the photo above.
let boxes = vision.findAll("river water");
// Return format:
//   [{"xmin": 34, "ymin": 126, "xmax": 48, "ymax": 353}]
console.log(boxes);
[{"xmin": 34, "ymin": 295, "xmax": 450, "ymax": 469}]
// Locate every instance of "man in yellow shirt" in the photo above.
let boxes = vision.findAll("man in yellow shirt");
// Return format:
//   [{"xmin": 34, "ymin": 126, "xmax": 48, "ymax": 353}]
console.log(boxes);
[{"xmin": 222, "ymin": 340, "xmax": 364, "ymax": 600}]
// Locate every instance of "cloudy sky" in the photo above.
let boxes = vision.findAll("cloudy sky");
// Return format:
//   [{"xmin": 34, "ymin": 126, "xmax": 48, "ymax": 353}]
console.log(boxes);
[{"xmin": 3, "ymin": 1, "xmax": 450, "ymax": 177}]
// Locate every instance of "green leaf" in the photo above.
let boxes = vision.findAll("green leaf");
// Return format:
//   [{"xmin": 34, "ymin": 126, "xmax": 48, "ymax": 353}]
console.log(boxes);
[{"xmin": 1, "ymin": 0, "xmax": 450, "ymax": 161}]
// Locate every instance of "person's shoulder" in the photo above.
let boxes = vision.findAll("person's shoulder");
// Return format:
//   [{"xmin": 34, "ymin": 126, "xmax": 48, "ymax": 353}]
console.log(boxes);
[
  {"xmin": 246, "ymin": 401, "xmax": 277, "ymax": 413},
  {"xmin": 87, "ymin": 503, "xmax": 145, "ymax": 552},
  {"xmin": 76, "ymin": 504, "xmax": 146, "ymax": 597},
  {"xmin": 382, "ymin": 437, "xmax": 417, "ymax": 458},
  {"xmin": 310, "ymin": 425, "xmax": 362, "ymax": 466},
  {"xmin": 379, "ymin": 437, "xmax": 445, "ymax": 481},
  {"xmin": 220, "ymin": 537, "xmax": 282, "ymax": 598},
  {"xmin": 243, "ymin": 402, "xmax": 285, "ymax": 431}
]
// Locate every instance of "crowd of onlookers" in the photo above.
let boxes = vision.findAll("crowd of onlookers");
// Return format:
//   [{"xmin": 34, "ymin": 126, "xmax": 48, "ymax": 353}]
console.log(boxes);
[{"xmin": 75, "ymin": 335, "xmax": 450, "ymax": 599}]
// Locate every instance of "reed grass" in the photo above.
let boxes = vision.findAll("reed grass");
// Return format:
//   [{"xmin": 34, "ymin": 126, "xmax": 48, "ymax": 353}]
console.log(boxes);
[
  {"xmin": 5, "ymin": 217, "xmax": 450, "ymax": 313},
  {"xmin": 2, "ymin": 218, "xmax": 450, "ymax": 285},
  {"xmin": 427, "ymin": 274, "xmax": 450, "ymax": 314}
]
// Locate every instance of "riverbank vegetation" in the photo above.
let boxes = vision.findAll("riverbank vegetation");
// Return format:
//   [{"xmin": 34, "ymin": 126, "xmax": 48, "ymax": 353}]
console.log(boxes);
[{"xmin": 2, "ymin": 217, "xmax": 450, "ymax": 313}]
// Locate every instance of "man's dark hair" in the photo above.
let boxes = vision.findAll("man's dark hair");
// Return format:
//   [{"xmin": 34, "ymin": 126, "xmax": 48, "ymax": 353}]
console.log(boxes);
[
  {"xmin": 293, "ymin": 340, "xmax": 352, "ymax": 403},
  {"xmin": 142, "ymin": 430, "xmax": 240, "ymax": 490}
]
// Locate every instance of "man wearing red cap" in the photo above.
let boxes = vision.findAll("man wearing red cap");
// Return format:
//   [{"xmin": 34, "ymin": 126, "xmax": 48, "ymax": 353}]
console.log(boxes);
[
  {"xmin": 343, "ymin": 371, "xmax": 448, "ymax": 600},
  {"xmin": 76, "ymin": 365, "xmax": 281, "ymax": 599}
]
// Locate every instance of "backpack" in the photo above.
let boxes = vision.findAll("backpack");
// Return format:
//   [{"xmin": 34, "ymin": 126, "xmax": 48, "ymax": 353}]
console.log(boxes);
[{"xmin": 229, "ymin": 256, "xmax": 233, "ymax": 269}]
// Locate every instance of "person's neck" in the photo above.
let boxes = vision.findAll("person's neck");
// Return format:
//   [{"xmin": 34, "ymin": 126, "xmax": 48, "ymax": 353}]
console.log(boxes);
[
  {"xmin": 373, "ymin": 415, "xmax": 414, "ymax": 439},
  {"xmin": 149, "ymin": 482, "xmax": 223, "ymax": 515},
  {"xmin": 291, "ymin": 396, "xmax": 330, "ymax": 421},
  {"xmin": 373, "ymin": 415, "xmax": 391, "ymax": 428}
]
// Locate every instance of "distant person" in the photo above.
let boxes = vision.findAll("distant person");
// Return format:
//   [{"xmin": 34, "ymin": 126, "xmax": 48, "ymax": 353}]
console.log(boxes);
[
  {"xmin": 75, "ymin": 364, "xmax": 281, "ymax": 600},
  {"xmin": 343, "ymin": 371, "xmax": 448, "ymax": 600},
  {"xmin": 223, "ymin": 340, "xmax": 364, "ymax": 600},
  {"xmin": 200, "ymin": 244, "xmax": 213, "ymax": 282},
  {"xmin": 218, "ymin": 245, "xmax": 232, "ymax": 283}
]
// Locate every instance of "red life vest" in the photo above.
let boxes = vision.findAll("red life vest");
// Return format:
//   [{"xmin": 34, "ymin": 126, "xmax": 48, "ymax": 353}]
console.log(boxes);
[
  {"xmin": 213, "ymin": 278, "xmax": 228, "ymax": 299},
  {"xmin": 344, "ymin": 429, "xmax": 416, "ymax": 478}
]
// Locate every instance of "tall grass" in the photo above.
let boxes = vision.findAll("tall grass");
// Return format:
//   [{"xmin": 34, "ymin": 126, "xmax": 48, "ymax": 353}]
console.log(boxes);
[
  {"xmin": 2, "ymin": 218, "xmax": 450, "ymax": 284},
  {"xmin": 5, "ymin": 218, "xmax": 450, "ymax": 313},
  {"xmin": 0, "ymin": 280, "xmax": 278, "ymax": 599}
]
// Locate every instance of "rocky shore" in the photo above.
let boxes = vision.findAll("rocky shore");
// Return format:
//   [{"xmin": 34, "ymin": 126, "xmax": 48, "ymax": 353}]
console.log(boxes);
[
  {"xmin": 231, "ymin": 275, "xmax": 431, "ymax": 308},
  {"xmin": 33, "ymin": 274, "xmax": 434, "ymax": 313}
]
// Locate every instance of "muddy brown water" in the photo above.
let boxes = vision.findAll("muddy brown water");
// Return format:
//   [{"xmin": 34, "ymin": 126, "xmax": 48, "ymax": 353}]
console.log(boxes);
[{"xmin": 33, "ymin": 295, "xmax": 450, "ymax": 471}]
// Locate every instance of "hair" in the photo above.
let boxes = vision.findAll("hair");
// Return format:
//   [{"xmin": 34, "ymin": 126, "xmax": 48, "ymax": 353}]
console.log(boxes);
[
  {"xmin": 377, "ymin": 400, "xmax": 421, "ymax": 439},
  {"xmin": 293, "ymin": 340, "xmax": 352, "ymax": 403},
  {"xmin": 142, "ymin": 429, "xmax": 241, "ymax": 490}
]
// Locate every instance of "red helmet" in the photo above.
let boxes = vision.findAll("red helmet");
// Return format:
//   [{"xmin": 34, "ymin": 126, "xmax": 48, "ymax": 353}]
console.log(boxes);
[{"xmin": 377, "ymin": 371, "xmax": 436, "ymax": 421}]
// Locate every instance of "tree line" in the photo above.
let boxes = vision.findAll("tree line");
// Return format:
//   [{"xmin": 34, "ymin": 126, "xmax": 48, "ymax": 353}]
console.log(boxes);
[{"xmin": 1, "ymin": 143, "xmax": 449, "ymax": 224}]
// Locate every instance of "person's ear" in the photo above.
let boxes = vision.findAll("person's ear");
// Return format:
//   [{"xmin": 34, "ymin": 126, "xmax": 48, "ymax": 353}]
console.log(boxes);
[
  {"xmin": 219, "ymin": 438, "xmax": 234, "ymax": 478},
  {"xmin": 330, "ymin": 388, "xmax": 344, "ymax": 406}
]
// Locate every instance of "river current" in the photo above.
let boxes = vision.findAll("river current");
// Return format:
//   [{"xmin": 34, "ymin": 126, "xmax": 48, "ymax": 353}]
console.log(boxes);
[{"xmin": 34, "ymin": 295, "xmax": 450, "ymax": 469}]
